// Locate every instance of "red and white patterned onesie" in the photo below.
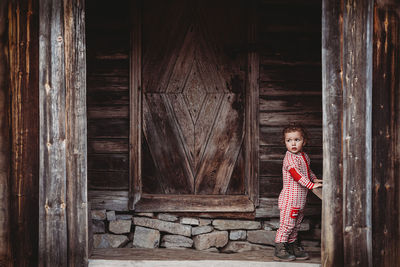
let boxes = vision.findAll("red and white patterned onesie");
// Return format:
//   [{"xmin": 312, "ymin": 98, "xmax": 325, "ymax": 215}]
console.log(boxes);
[{"xmin": 275, "ymin": 151, "xmax": 317, "ymax": 243}]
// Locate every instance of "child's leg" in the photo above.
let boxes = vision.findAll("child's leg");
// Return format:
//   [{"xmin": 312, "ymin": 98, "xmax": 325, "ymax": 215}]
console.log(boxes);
[
  {"xmin": 275, "ymin": 206, "xmax": 299, "ymax": 243},
  {"xmin": 288, "ymin": 210, "xmax": 304, "ymax": 243}
]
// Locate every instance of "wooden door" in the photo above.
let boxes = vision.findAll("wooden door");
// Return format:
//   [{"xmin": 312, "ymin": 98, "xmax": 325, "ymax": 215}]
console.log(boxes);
[{"xmin": 130, "ymin": 0, "xmax": 258, "ymax": 212}]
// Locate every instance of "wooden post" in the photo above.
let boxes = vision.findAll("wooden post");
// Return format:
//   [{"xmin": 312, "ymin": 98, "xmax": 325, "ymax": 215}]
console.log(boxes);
[
  {"xmin": 321, "ymin": 0, "xmax": 344, "ymax": 265},
  {"xmin": 322, "ymin": 0, "xmax": 373, "ymax": 266},
  {"xmin": 372, "ymin": 1, "xmax": 400, "ymax": 266},
  {"xmin": 64, "ymin": 0, "xmax": 88, "ymax": 265},
  {"xmin": 39, "ymin": 0, "xmax": 87, "ymax": 266},
  {"xmin": 8, "ymin": 0, "xmax": 40, "ymax": 266},
  {"xmin": 0, "ymin": 0, "xmax": 11, "ymax": 266},
  {"xmin": 129, "ymin": 0, "xmax": 142, "ymax": 210}
]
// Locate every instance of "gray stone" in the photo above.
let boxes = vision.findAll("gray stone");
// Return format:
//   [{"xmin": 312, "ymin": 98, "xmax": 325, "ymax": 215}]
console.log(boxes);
[
  {"xmin": 116, "ymin": 214, "xmax": 133, "ymax": 220},
  {"xmin": 180, "ymin": 217, "xmax": 199, "ymax": 226},
  {"xmin": 212, "ymin": 219, "xmax": 261, "ymax": 230},
  {"xmin": 93, "ymin": 234, "xmax": 129, "ymax": 248},
  {"xmin": 92, "ymin": 220, "xmax": 105, "ymax": 233},
  {"xmin": 193, "ymin": 231, "xmax": 228, "ymax": 250},
  {"xmin": 161, "ymin": 235, "xmax": 193, "ymax": 248},
  {"xmin": 109, "ymin": 220, "xmax": 132, "ymax": 234},
  {"xmin": 203, "ymin": 247, "xmax": 220, "ymax": 253},
  {"xmin": 157, "ymin": 213, "xmax": 178, "ymax": 222},
  {"xmin": 91, "ymin": 210, "xmax": 106, "ymax": 220},
  {"xmin": 247, "ymin": 230, "xmax": 276, "ymax": 246},
  {"xmin": 263, "ymin": 219, "xmax": 280, "ymax": 230},
  {"xmin": 132, "ymin": 226, "xmax": 160, "ymax": 248},
  {"xmin": 229, "ymin": 230, "xmax": 246, "ymax": 240},
  {"xmin": 192, "ymin": 225, "xmax": 213, "ymax": 236},
  {"xmin": 135, "ymin": 212, "xmax": 154, "ymax": 218},
  {"xmin": 220, "ymin": 241, "xmax": 274, "ymax": 253},
  {"xmin": 106, "ymin": 210, "xmax": 116, "ymax": 221},
  {"xmin": 133, "ymin": 217, "xmax": 192, "ymax": 237},
  {"xmin": 199, "ymin": 218, "xmax": 212, "ymax": 226}
]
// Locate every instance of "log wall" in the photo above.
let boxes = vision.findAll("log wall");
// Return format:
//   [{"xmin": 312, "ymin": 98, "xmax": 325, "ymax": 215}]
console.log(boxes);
[
  {"xmin": 0, "ymin": 0, "xmax": 11, "ymax": 265},
  {"xmin": 86, "ymin": 0, "xmax": 323, "ymax": 214}
]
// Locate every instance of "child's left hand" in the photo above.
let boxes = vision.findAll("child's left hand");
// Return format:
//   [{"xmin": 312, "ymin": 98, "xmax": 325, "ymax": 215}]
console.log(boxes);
[{"xmin": 313, "ymin": 178, "xmax": 323, "ymax": 183}]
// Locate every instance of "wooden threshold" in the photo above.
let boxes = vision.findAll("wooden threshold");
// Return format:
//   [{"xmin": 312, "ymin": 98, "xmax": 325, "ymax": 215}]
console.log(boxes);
[
  {"xmin": 89, "ymin": 248, "xmax": 321, "ymax": 266},
  {"xmin": 134, "ymin": 194, "xmax": 255, "ymax": 212}
]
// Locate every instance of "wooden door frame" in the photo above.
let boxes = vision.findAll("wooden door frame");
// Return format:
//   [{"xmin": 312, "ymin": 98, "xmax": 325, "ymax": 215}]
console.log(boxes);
[{"xmin": 128, "ymin": 0, "xmax": 259, "ymax": 212}]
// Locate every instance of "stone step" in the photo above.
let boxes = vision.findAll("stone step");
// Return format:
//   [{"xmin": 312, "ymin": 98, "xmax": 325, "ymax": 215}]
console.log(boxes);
[{"xmin": 89, "ymin": 260, "xmax": 321, "ymax": 267}]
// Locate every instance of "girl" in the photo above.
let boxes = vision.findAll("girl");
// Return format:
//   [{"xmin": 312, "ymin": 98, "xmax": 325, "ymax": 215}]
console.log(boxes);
[{"xmin": 274, "ymin": 125, "xmax": 322, "ymax": 261}]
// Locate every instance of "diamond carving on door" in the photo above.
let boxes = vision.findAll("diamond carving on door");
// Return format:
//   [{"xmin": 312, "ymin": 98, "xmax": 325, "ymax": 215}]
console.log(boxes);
[{"xmin": 131, "ymin": 0, "xmax": 258, "ymax": 212}]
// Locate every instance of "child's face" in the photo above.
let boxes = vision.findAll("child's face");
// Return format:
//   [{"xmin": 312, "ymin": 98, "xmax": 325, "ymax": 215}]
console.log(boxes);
[{"xmin": 284, "ymin": 130, "xmax": 305, "ymax": 154}]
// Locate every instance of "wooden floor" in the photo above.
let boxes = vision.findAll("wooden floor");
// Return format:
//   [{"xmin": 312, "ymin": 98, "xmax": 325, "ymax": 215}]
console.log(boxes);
[{"xmin": 89, "ymin": 248, "xmax": 321, "ymax": 267}]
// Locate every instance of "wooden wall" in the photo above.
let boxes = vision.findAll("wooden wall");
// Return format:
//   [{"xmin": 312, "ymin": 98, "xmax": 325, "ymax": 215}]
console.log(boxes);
[{"xmin": 87, "ymin": 0, "xmax": 322, "ymax": 213}]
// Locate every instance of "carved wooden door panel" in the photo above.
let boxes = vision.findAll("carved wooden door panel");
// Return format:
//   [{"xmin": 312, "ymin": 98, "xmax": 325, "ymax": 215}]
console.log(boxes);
[{"xmin": 131, "ymin": 0, "xmax": 258, "ymax": 212}]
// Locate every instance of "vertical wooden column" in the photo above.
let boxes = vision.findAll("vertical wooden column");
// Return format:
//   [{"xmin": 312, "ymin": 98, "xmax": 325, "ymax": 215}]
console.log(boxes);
[
  {"xmin": 8, "ymin": 0, "xmax": 40, "ymax": 266},
  {"xmin": 342, "ymin": 1, "xmax": 373, "ymax": 266},
  {"xmin": 321, "ymin": 0, "xmax": 344, "ymax": 266},
  {"xmin": 129, "ymin": 0, "xmax": 142, "ymax": 210},
  {"xmin": 0, "ymin": 0, "xmax": 11, "ymax": 266},
  {"xmin": 64, "ymin": 0, "xmax": 88, "ymax": 265},
  {"xmin": 322, "ymin": 0, "xmax": 373, "ymax": 266},
  {"xmin": 372, "ymin": 1, "xmax": 400, "ymax": 266},
  {"xmin": 39, "ymin": 0, "xmax": 87, "ymax": 266}
]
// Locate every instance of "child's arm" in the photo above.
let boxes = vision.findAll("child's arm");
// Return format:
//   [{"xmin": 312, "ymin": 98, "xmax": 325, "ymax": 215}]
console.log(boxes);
[{"xmin": 288, "ymin": 167, "xmax": 316, "ymax": 190}]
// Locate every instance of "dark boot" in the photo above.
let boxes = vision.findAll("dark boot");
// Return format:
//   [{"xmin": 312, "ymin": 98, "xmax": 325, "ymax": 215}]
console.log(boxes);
[
  {"xmin": 288, "ymin": 239, "xmax": 309, "ymax": 260},
  {"xmin": 274, "ymin": 242, "xmax": 296, "ymax": 261}
]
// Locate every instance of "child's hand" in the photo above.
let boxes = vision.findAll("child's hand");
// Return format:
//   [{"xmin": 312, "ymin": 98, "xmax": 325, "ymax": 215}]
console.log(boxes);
[
  {"xmin": 314, "ymin": 179, "xmax": 323, "ymax": 183},
  {"xmin": 313, "ymin": 182, "xmax": 323, "ymax": 189}
]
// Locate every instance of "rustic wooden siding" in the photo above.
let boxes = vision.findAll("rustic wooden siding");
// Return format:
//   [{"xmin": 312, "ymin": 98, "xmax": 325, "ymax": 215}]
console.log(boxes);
[
  {"xmin": 87, "ymin": 0, "xmax": 322, "ymax": 213},
  {"xmin": 0, "ymin": 0, "xmax": 11, "ymax": 265},
  {"xmin": 372, "ymin": 1, "xmax": 400, "ymax": 266},
  {"xmin": 7, "ymin": 0, "xmax": 40, "ymax": 266},
  {"xmin": 86, "ymin": 0, "xmax": 130, "ymax": 191},
  {"xmin": 258, "ymin": 0, "xmax": 322, "ymax": 200}
]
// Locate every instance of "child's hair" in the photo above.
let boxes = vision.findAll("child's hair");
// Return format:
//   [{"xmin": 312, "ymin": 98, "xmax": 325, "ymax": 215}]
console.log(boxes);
[{"xmin": 282, "ymin": 123, "xmax": 308, "ymax": 144}]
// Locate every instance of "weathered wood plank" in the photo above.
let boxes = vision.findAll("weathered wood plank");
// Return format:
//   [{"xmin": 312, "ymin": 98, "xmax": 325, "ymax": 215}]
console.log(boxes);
[
  {"xmin": 259, "ymin": 95, "xmax": 322, "ymax": 112},
  {"xmin": 372, "ymin": 2, "xmax": 400, "ymax": 266},
  {"xmin": 260, "ymin": 81, "xmax": 321, "ymax": 96},
  {"xmin": 88, "ymin": 119, "xmax": 129, "ymax": 138},
  {"xmin": 88, "ymin": 190, "xmax": 129, "ymax": 212},
  {"xmin": 88, "ymin": 171, "xmax": 129, "ymax": 191},
  {"xmin": 260, "ymin": 160, "xmax": 322, "ymax": 178},
  {"xmin": 135, "ymin": 194, "xmax": 254, "ymax": 212},
  {"xmin": 246, "ymin": 1, "xmax": 259, "ymax": 206},
  {"xmin": 0, "ymin": 0, "xmax": 11, "ymax": 264},
  {"xmin": 260, "ymin": 111, "xmax": 322, "ymax": 127},
  {"xmin": 64, "ymin": 0, "xmax": 88, "ymax": 265},
  {"xmin": 259, "ymin": 146, "xmax": 322, "ymax": 161},
  {"xmin": 88, "ymin": 139, "xmax": 128, "ymax": 154},
  {"xmin": 260, "ymin": 126, "xmax": 322, "ymax": 146},
  {"xmin": 195, "ymin": 94, "xmax": 244, "ymax": 194},
  {"xmin": 39, "ymin": 0, "xmax": 68, "ymax": 265},
  {"xmin": 88, "ymin": 154, "xmax": 129, "ymax": 172},
  {"xmin": 341, "ymin": 0, "xmax": 373, "ymax": 266},
  {"xmin": 87, "ymin": 105, "xmax": 129, "ymax": 119},
  {"xmin": 8, "ymin": 0, "xmax": 40, "ymax": 265},
  {"xmin": 255, "ymin": 197, "xmax": 321, "ymax": 218},
  {"xmin": 260, "ymin": 65, "xmax": 321, "ymax": 82}
]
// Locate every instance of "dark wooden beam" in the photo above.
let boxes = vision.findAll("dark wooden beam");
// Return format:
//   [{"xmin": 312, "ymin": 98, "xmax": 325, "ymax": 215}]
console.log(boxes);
[
  {"xmin": 129, "ymin": 0, "xmax": 142, "ymax": 210},
  {"xmin": 341, "ymin": 0, "xmax": 373, "ymax": 266},
  {"xmin": 372, "ymin": 1, "xmax": 400, "ymax": 266},
  {"xmin": 8, "ymin": 0, "xmax": 40, "ymax": 266},
  {"xmin": 321, "ymin": 0, "xmax": 344, "ymax": 266},
  {"xmin": 39, "ymin": 0, "xmax": 88, "ymax": 266},
  {"xmin": 64, "ymin": 0, "xmax": 88, "ymax": 266},
  {"xmin": 0, "ymin": 0, "xmax": 11, "ymax": 266}
]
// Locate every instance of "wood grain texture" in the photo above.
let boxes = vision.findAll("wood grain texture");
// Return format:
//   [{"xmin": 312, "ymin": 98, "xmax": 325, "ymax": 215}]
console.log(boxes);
[
  {"xmin": 64, "ymin": 0, "xmax": 88, "ymax": 265},
  {"xmin": 0, "ymin": 0, "xmax": 11, "ymax": 265},
  {"xmin": 8, "ymin": 0, "xmax": 40, "ymax": 265},
  {"xmin": 341, "ymin": 1, "xmax": 373, "ymax": 266},
  {"xmin": 321, "ymin": 1, "xmax": 345, "ymax": 266},
  {"xmin": 39, "ymin": 0, "xmax": 68, "ymax": 265},
  {"xmin": 129, "ymin": 0, "xmax": 142, "ymax": 209},
  {"xmin": 134, "ymin": 194, "xmax": 254, "ymax": 212},
  {"xmin": 372, "ymin": 2, "xmax": 400, "ymax": 266}
]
